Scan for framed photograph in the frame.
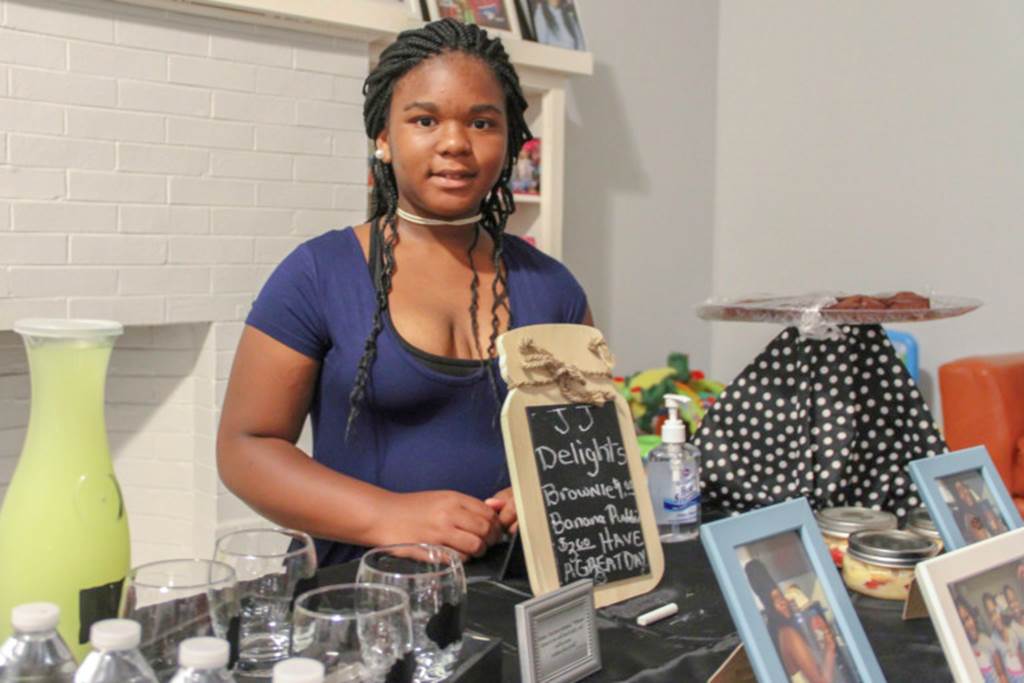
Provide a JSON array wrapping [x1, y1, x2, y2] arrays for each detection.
[[522, 0, 585, 51], [909, 446, 1023, 551], [407, 0, 425, 20], [515, 579, 600, 683], [916, 526, 1024, 683], [701, 498, 886, 683], [424, 0, 522, 41], [510, 138, 541, 195]]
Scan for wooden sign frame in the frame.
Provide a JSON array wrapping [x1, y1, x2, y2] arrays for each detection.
[[498, 324, 664, 608]]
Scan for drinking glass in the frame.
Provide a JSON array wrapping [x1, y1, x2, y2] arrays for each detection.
[[119, 559, 238, 682], [214, 527, 317, 677], [291, 584, 414, 683], [356, 545, 466, 683]]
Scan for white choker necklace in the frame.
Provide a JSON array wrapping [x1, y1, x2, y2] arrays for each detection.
[[396, 207, 481, 226]]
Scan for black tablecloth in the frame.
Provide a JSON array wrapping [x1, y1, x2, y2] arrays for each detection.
[[308, 535, 952, 682]]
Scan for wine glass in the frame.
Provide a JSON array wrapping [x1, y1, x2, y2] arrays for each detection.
[[119, 559, 238, 682], [214, 527, 317, 677], [291, 584, 414, 683], [356, 545, 466, 683]]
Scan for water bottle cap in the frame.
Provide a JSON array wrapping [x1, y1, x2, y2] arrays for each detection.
[[90, 619, 141, 651], [11, 602, 59, 633], [178, 637, 229, 669], [273, 657, 326, 683]]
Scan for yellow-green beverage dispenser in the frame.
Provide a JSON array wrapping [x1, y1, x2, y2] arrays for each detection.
[[0, 319, 130, 661]]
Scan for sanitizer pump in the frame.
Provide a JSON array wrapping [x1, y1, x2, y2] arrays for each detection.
[[644, 394, 702, 542]]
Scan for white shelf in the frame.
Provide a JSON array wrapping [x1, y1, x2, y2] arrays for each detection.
[[116, 0, 588, 260], [513, 194, 542, 204], [113, 0, 592, 77]]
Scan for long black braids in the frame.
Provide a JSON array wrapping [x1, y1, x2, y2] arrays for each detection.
[[346, 18, 533, 437]]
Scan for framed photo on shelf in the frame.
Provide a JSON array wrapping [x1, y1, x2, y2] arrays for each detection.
[[521, 0, 586, 51], [509, 138, 541, 196], [701, 498, 886, 683], [915, 526, 1024, 683], [908, 446, 1023, 552], [424, 0, 522, 41], [407, 0, 425, 20]]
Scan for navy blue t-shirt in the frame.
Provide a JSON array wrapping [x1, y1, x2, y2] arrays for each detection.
[[245, 227, 588, 566]]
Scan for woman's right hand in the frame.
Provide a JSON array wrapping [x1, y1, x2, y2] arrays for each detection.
[[381, 490, 504, 560]]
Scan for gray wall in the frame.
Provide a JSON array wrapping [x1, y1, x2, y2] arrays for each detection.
[[711, 1, 1024, 411], [562, 2, 719, 376]]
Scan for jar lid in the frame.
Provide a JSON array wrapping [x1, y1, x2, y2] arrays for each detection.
[[906, 507, 940, 539], [815, 506, 898, 538], [847, 530, 939, 568], [13, 318, 123, 339]]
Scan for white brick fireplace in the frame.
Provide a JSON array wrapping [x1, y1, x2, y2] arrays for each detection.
[[0, 0, 370, 563]]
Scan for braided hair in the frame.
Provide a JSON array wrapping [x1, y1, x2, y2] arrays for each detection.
[[347, 18, 533, 437]]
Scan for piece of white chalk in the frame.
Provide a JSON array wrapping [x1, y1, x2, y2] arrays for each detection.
[[636, 602, 679, 626]]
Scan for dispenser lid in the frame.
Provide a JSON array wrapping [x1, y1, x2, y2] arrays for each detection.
[[13, 318, 123, 339]]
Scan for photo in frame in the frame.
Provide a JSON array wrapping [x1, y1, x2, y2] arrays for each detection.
[[908, 446, 1023, 552], [701, 498, 886, 682], [520, 0, 585, 50], [424, 0, 522, 41], [915, 526, 1024, 683]]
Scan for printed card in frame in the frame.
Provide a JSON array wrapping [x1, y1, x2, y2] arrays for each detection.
[[908, 446, 1023, 551], [424, 0, 522, 41], [915, 526, 1024, 683], [497, 324, 664, 608], [700, 498, 886, 683], [515, 579, 600, 683]]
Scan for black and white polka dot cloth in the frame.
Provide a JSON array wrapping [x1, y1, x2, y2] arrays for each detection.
[[693, 324, 946, 519]]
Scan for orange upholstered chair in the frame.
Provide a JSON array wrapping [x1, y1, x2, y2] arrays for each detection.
[[939, 354, 1024, 516]]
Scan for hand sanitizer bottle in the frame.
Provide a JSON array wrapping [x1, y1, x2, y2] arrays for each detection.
[[645, 394, 701, 542]]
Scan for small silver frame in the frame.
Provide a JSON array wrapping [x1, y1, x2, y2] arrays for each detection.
[[515, 579, 601, 683]]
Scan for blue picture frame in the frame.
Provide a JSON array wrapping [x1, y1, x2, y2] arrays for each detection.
[[908, 446, 1023, 551], [700, 498, 886, 683]]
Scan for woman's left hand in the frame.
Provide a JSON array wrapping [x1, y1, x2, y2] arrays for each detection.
[[485, 487, 518, 536]]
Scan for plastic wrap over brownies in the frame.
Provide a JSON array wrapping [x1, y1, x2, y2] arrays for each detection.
[[693, 325, 947, 518]]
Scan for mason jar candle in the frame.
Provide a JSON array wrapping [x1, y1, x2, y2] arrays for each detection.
[[843, 530, 939, 601], [815, 507, 898, 568]]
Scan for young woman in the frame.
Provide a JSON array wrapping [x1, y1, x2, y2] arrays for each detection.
[[958, 596, 1004, 683], [987, 593, 1024, 683], [744, 559, 848, 683], [217, 18, 592, 567]]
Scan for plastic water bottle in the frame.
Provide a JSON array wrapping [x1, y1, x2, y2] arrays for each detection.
[[0, 602, 76, 682], [272, 658, 324, 683], [645, 394, 702, 542], [168, 638, 235, 683], [74, 619, 157, 683]]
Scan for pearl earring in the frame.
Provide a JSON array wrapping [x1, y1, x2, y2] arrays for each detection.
[[374, 149, 386, 161]]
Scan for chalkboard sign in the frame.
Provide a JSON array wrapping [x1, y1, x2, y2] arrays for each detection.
[[498, 324, 664, 608], [526, 402, 650, 586]]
